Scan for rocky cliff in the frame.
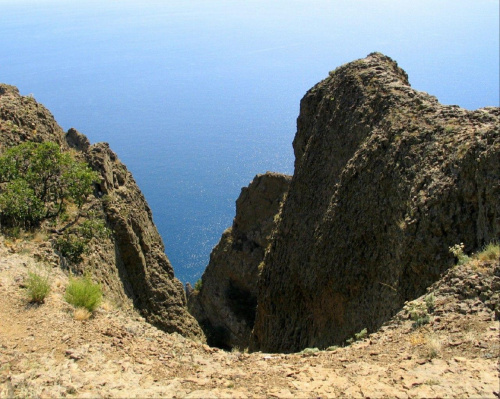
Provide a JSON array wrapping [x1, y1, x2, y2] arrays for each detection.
[[0, 84, 204, 340], [248, 53, 499, 352], [188, 172, 290, 348]]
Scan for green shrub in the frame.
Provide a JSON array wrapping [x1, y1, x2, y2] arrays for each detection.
[[299, 347, 320, 355], [77, 217, 110, 240], [26, 270, 50, 303], [55, 234, 87, 264], [0, 179, 46, 227], [65, 274, 102, 312], [194, 278, 203, 291], [0, 142, 99, 227]]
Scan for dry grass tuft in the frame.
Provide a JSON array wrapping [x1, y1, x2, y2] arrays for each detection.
[[425, 333, 442, 359], [101, 300, 115, 312], [32, 231, 48, 243], [74, 307, 91, 321], [476, 242, 500, 262], [409, 332, 425, 346]]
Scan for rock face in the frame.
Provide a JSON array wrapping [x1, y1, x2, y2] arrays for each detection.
[[188, 172, 290, 348], [0, 83, 204, 340], [250, 53, 500, 352]]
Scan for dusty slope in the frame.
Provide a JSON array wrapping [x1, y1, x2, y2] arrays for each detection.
[[1, 238, 498, 398]]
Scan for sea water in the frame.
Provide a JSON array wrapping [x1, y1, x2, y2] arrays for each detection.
[[1, 0, 498, 283]]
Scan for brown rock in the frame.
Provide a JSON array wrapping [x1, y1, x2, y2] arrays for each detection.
[[188, 172, 290, 349], [251, 53, 500, 352]]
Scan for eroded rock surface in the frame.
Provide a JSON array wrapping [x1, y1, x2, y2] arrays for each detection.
[[250, 53, 500, 352], [188, 172, 290, 349]]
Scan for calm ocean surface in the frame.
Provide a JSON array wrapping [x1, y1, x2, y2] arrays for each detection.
[[1, 1, 498, 284]]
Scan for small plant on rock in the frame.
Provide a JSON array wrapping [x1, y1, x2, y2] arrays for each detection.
[[194, 278, 203, 291], [408, 301, 430, 328], [449, 243, 470, 265], [424, 293, 435, 313], [65, 274, 102, 312], [346, 328, 368, 345]]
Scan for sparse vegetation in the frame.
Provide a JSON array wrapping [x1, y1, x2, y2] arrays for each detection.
[[25, 269, 50, 304], [449, 241, 499, 267], [424, 293, 435, 313], [77, 217, 110, 240], [425, 333, 442, 359], [346, 328, 368, 345], [65, 274, 102, 312], [408, 298, 433, 328], [299, 347, 320, 355], [449, 242, 470, 265], [194, 278, 203, 291], [476, 242, 500, 261], [54, 214, 111, 264], [407, 294, 435, 329]]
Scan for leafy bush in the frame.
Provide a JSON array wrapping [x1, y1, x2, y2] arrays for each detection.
[[77, 217, 110, 240], [55, 234, 87, 264], [0, 180, 45, 226], [65, 274, 102, 312], [194, 278, 203, 291], [26, 270, 50, 303], [0, 142, 99, 227]]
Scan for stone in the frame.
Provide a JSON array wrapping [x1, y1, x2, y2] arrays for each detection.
[[188, 172, 290, 349], [249, 53, 500, 352]]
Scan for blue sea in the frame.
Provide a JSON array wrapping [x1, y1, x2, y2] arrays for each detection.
[[1, 0, 498, 284]]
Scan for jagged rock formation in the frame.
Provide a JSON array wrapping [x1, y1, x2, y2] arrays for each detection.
[[0, 84, 204, 340], [188, 172, 290, 348], [249, 53, 500, 352]]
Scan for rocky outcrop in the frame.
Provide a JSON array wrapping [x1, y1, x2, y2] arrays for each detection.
[[0, 83, 204, 340], [0, 84, 67, 149], [250, 53, 500, 352], [188, 172, 290, 348]]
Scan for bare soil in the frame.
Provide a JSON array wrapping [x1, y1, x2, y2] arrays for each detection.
[[1, 238, 498, 398]]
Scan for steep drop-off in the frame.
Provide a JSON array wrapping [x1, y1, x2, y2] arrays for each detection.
[[249, 53, 499, 352], [188, 172, 290, 349], [0, 84, 204, 340]]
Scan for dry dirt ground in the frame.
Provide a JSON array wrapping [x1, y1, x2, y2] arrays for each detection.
[[0, 237, 498, 398]]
